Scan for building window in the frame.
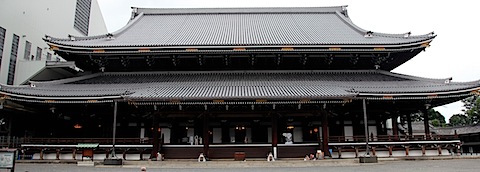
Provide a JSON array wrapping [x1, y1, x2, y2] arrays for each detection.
[[24, 41, 31, 60], [74, 0, 92, 36], [36, 47, 42, 60], [46, 52, 52, 61], [0, 26, 5, 69], [7, 34, 19, 85]]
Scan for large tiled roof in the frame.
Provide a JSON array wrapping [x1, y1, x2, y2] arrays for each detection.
[[1, 70, 478, 102], [46, 6, 433, 48], [433, 125, 480, 135]]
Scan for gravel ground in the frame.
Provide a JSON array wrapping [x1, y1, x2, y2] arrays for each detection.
[[14, 159, 480, 172]]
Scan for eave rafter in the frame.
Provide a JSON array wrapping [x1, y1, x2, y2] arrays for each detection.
[[359, 87, 480, 101], [45, 38, 433, 55]]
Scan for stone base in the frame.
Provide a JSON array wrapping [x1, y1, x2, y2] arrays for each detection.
[[359, 156, 378, 163], [103, 158, 123, 165], [77, 161, 95, 166]]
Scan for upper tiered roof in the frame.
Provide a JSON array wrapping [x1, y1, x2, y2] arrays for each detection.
[[47, 6, 433, 48], [44, 6, 436, 71]]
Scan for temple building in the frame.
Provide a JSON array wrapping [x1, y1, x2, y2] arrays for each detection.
[[1, 6, 480, 160]]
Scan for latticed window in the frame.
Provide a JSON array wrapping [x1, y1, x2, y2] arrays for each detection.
[[46, 52, 52, 61], [0, 26, 6, 69], [36, 47, 42, 60], [8, 34, 19, 85], [74, 0, 92, 36], [24, 41, 31, 60]]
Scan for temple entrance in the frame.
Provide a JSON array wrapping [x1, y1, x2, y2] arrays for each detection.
[[234, 126, 247, 143]]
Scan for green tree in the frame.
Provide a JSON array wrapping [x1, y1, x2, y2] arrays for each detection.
[[409, 109, 446, 127], [462, 95, 480, 124], [449, 114, 470, 126], [428, 109, 446, 127]]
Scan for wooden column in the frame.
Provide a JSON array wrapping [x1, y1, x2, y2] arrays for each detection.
[[405, 146, 410, 156], [375, 118, 383, 138], [421, 145, 426, 156], [56, 148, 60, 160], [72, 148, 77, 160], [150, 112, 160, 159], [110, 101, 119, 158], [170, 121, 177, 144], [388, 146, 393, 157], [422, 107, 431, 140], [203, 113, 210, 157], [271, 113, 278, 158], [406, 113, 413, 138], [392, 115, 399, 140], [40, 149, 44, 160], [321, 111, 329, 157]]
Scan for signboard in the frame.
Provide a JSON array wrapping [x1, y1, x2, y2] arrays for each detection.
[[0, 149, 16, 171], [0, 152, 14, 168]]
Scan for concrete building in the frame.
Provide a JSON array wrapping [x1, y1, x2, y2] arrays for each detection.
[[0, 0, 107, 85]]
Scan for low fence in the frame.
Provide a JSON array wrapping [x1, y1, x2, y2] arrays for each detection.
[[0, 136, 23, 148]]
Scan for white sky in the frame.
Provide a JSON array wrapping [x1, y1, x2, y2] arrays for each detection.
[[96, 0, 480, 121]]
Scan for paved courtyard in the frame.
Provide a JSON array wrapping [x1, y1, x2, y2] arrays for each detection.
[[14, 159, 480, 172]]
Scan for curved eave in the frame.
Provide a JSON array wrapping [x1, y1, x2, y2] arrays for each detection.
[[45, 38, 433, 55], [123, 94, 357, 102], [358, 87, 480, 100], [128, 100, 349, 106], [0, 91, 122, 103]]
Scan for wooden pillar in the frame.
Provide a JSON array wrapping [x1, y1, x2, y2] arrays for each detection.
[[388, 146, 393, 157], [375, 118, 383, 139], [40, 149, 44, 160], [111, 101, 119, 158], [338, 147, 342, 159], [122, 149, 128, 160], [405, 146, 410, 156], [139, 149, 144, 160], [105, 148, 110, 159], [72, 148, 77, 160], [339, 118, 345, 141], [56, 148, 60, 160], [271, 113, 278, 158], [438, 145, 442, 155], [203, 114, 210, 157], [422, 107, 431, 140], [392, 115, 399, 140], [354, 146, 359, 158], [170, 121, 177, 144], [321, 111, 330, 157], [421, 145, 426, 156], [406, 113, 413, 138], [150, 112, 160, 159]]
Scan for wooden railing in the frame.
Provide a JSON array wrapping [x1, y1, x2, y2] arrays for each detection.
[[328, 134, 458, 143], [22, 137, 153, 145], [15, 134, 459, 147]]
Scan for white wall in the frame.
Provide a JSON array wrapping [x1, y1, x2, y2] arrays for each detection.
[[0, 0, 107, 85], [212, 128, 222, 143]]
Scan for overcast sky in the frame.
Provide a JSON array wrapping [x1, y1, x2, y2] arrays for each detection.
[[96, 0, 480, 121]]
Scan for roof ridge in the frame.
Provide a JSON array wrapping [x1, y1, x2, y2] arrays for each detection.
[[102, 70, 378, 76], [134, 6, 347, 15], [45, 13, 145, 43], [335, 10, 435, 40], [379, 71, 454, 83], [29, 73, 102, 86]]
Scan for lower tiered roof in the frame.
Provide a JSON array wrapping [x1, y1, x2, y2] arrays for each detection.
[[1, 70, 478, 105]]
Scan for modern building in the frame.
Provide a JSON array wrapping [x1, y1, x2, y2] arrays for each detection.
[[0, 0, 107, 85], [1, 6, 480, 160]]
